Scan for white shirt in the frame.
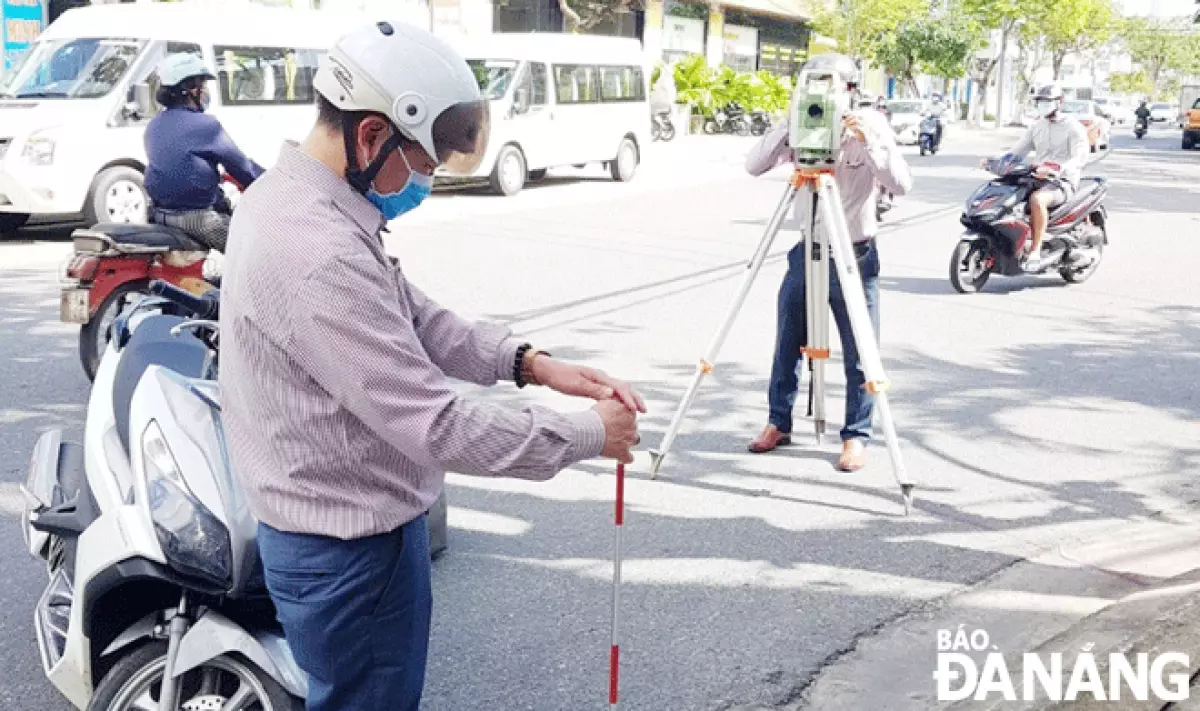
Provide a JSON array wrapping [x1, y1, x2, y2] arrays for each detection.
[[1009, 114, 1090, 190]]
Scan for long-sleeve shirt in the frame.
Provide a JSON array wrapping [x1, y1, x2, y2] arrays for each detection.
[[745, 108, 912, 244], [1009, 115, 1089, 191], [144, 107, 264, 211], [219, 142, 607, 539]]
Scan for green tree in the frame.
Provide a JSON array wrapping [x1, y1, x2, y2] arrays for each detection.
[[1031, 0, 1116, 79], [809, 0, 928, 63], [960, 0, 1043, 125], [556, 0, 642, 33], [874, 16, 980, 96], [1108, 70, 1153, 96], [1119, 17, 1191, 94]]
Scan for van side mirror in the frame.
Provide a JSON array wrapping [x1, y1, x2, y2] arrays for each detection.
[[125, 83, 153, 120], [514, 87, 531, 114]]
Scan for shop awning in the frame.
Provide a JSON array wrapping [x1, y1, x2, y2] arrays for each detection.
[[718, 0, 811, 21]]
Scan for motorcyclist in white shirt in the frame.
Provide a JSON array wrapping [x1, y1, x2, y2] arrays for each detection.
[[928, 92, 947, 147], [1001, 83, 1089, 272]]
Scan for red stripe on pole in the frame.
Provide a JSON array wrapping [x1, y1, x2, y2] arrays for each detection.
[[609, 644, 620, 704], [615, 463, 625, 526]]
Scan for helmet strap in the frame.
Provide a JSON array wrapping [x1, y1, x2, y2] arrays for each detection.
[[343, 118, 405, 194]]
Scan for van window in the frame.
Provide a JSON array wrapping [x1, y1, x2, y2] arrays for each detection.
[[0, 37, 145, 99], [599, 65, 645, 102], [215, 46, 322, 105], [468, 59, 519, 100], [554, 65, 597, 104], [529, 62, 548, 105]]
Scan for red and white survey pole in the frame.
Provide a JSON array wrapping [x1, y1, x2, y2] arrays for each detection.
[[609, 461, 626, 706]]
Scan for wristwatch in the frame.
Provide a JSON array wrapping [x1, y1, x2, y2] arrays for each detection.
[[514, 344, 551, 388]]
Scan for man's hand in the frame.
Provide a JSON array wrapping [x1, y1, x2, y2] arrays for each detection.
[[594, 399, 638, 464], [1035, 164, 1059, 180], [531, 357, 647, 413], [843, 113, 867, 143]]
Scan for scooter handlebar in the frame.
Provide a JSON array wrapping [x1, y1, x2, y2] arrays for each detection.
[[149, 280, 219, 320]]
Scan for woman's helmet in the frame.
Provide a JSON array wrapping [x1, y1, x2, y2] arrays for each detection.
[[158, 53, 215, 90], [313, 20, 489, 190]]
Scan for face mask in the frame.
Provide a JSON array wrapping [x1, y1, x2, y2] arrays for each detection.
[[1036, 100, 1058, 118], [366, 149, 434, 220]]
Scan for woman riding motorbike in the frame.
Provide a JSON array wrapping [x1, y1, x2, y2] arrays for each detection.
[[144, 53, 264, 252]]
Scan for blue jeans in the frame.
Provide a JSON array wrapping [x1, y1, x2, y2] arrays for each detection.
[[257, 515, 432, 711], [768, 239, 881, 442]]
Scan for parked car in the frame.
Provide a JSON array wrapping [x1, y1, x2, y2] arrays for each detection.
[[1059, 99, 1111, 151], [1094, 97, 1133, 126], [886, 99, 929, 145], [1182, 97, 1200, 149], [1150, 102, 1175, 123]]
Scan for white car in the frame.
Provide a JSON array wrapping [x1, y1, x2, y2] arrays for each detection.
[[886, 99, 929, 145], [1150, 102, 1175, 123], [1059, 99, 1111, 151], [1094, 98, 1133, 126]]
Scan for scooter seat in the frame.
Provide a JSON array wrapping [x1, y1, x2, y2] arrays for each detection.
[[113, 314, 210, 456], [91, 222, 206, 251], [1049, 178, 1105, 223]]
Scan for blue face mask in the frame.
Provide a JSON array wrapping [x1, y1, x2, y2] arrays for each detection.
[[366, 150, 434, 221]]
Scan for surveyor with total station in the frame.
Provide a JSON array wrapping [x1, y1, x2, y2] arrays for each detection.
[[744, 53, 912, 471]]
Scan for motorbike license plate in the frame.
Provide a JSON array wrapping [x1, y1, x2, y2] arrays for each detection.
[[59, 288, 90, 324]]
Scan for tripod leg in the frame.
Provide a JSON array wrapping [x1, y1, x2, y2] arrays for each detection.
[[816, 177, 915, 514], [650, 182, 798, 476], [803, 187, 829, 445]]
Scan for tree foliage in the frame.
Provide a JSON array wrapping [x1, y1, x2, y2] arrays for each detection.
[[557, 0, 641, 33], [808, 0, 927, 63], [667, 54, 793, 117], [1032, 0, 1116, 78], [874, 15, 980, 96], [1117, 17, 1200, 95]]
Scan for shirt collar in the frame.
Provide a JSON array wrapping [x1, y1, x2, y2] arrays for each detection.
[[273, 141, 387, 239]]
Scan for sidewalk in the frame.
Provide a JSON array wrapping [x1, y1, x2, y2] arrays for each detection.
[[723, 511, 1200, 710]]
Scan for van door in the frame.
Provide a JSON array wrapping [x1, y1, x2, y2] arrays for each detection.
[[513, 61, 555, 170]]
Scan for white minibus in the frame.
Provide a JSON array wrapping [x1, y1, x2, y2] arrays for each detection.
[[0, 3, 423, 233], [442, 32, 651, 196]]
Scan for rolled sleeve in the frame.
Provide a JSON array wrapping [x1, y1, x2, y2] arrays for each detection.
[[564, 409, 607, 461], [286, 253, 598, 480]]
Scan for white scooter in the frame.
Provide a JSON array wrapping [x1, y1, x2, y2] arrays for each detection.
[[22, 281, 305, 710]]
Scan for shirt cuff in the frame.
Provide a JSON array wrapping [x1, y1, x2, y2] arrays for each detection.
[[492, 335, 524, 383], [564, 409, 607, 462]]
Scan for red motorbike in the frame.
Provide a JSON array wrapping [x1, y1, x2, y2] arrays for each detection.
[[951, 154, 1109, 293], [60, 175, 242, 380]]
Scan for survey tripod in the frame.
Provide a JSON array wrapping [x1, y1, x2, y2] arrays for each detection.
[[648, 166, 916, 515]]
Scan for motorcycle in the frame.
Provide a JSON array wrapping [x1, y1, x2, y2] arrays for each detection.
[[651, 110, 676, 142], [23, 280, 305, 711], [24, 278, 451, 711], [951, 154, 1109, 293], [1134, 117, 1148, 139], [61, 175, 242, 382], [703, 103, 750, 136], [919, 114, 941, 156], [749, 110, 772, 136]]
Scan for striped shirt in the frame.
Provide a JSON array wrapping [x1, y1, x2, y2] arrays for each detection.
[[218, 142, 607, 540]]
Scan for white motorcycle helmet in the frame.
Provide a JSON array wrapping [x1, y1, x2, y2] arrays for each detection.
[[1032, 83, 1064, 119], [312, 20, 489, 191]]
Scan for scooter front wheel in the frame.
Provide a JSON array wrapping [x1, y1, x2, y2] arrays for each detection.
[[88, 640, 301, 711], [950, 240, 991, 293]]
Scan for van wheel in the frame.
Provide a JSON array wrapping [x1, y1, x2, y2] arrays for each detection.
[[610, 138, 638, 182], [489, 146, 526, 196], [87, 167, 148, 225]]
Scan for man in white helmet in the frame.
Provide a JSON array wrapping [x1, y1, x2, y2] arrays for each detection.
[[218, 21, 643, 710], [1001, 83, 1088, 271]]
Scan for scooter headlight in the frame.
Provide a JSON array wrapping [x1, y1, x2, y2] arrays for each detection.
[[141, 421, 232, 588]]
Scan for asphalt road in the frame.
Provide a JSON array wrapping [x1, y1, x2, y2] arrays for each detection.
[[1, 123, 1198, 711]]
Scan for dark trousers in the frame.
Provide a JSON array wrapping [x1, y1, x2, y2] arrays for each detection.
[[258, 515, 432, 711], [768, 239, 881, 441]]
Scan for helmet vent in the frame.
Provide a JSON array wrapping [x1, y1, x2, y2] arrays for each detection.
[[378, 22, 394, 36]]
